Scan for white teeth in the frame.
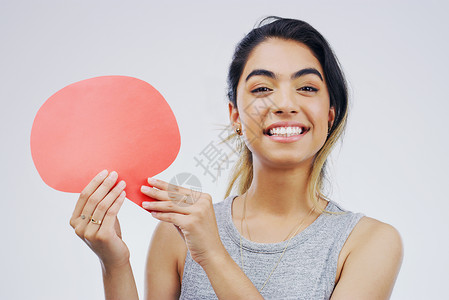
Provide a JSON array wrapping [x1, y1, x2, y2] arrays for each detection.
[[268, 126, 304, 136]]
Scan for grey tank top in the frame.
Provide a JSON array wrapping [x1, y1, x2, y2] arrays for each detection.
[[179, 195, 365, 300]]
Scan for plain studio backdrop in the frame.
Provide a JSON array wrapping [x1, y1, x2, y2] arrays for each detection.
[[1, 1, 448, 299]]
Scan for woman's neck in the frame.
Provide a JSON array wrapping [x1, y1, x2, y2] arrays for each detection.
[[244, 157, 320, 219]]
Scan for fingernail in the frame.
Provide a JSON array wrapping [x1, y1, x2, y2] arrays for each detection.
[[110, 171, 118, 179], [141, 185, 150, 192], [142, 201, 152, 208], [117, 180, 126, 188], [99, 169, 108, 177]]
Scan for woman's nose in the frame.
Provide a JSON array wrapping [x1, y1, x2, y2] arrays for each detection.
[[270, 89, 299, 115]]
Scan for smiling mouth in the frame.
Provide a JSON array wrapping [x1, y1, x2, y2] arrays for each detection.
[[263, 126, 309, 137]]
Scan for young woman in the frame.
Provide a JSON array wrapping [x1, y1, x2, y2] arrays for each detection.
[[70, 17, 403, 299]]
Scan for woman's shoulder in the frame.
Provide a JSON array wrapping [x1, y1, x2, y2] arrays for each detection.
[[212, 194, 234, 218], [337, 214, 403, 279], [349, 216, 402, 248], [213, 194, 233, 209], [334, 215, 404, 295], [336, 203, 402, 258]]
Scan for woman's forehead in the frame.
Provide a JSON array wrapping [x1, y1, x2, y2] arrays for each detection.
[[242, 38, 323, 78]]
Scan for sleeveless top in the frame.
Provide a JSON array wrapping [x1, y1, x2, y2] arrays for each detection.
[[179, 195, 365, 300]]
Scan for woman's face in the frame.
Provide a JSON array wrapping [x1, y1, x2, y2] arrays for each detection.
[[229, 38, 335, 169]]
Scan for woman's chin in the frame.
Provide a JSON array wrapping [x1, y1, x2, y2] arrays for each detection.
[[256, 152, 314, 169]]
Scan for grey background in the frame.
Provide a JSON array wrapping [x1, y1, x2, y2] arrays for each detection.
[[1, 0, 448, 299]]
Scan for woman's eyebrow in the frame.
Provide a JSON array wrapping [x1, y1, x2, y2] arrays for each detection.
[[245, 69, 276, 82], [291, 68, 323, 81], [245, 68, 323, 82]]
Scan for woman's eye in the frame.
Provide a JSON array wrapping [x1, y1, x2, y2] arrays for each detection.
[[251, 87, 272, 94], [298, 86, 318, 93]]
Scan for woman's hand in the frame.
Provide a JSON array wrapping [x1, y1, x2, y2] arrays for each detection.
[[69, 170, 129, 268], [141, 177, 225, 267]]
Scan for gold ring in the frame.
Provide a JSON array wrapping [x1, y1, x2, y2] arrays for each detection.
[[90, 217, 102, 225]]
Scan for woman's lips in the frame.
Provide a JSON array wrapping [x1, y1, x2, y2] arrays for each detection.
[[263, 130, 308, 143]]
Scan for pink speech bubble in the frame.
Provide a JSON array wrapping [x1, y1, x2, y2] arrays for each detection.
[[30, 75, 181, 209]]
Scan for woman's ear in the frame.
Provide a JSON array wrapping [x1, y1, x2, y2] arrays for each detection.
[[328, 106, 336, 129], [229, 102, 240, 125]]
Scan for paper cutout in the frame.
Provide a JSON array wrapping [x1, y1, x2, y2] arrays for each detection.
[[30, 75, 181, 208]]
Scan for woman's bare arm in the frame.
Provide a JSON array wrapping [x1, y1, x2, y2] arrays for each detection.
[[330, 217, 404, 299], [101, 260, 139, 300], [144, 221, 185, 299]]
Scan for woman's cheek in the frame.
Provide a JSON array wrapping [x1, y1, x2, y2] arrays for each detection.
[[240, 116, 261, 146]]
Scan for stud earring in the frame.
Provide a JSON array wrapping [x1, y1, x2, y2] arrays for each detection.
[[234, 123, 242, 135], [235, 127, 242, 135]]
